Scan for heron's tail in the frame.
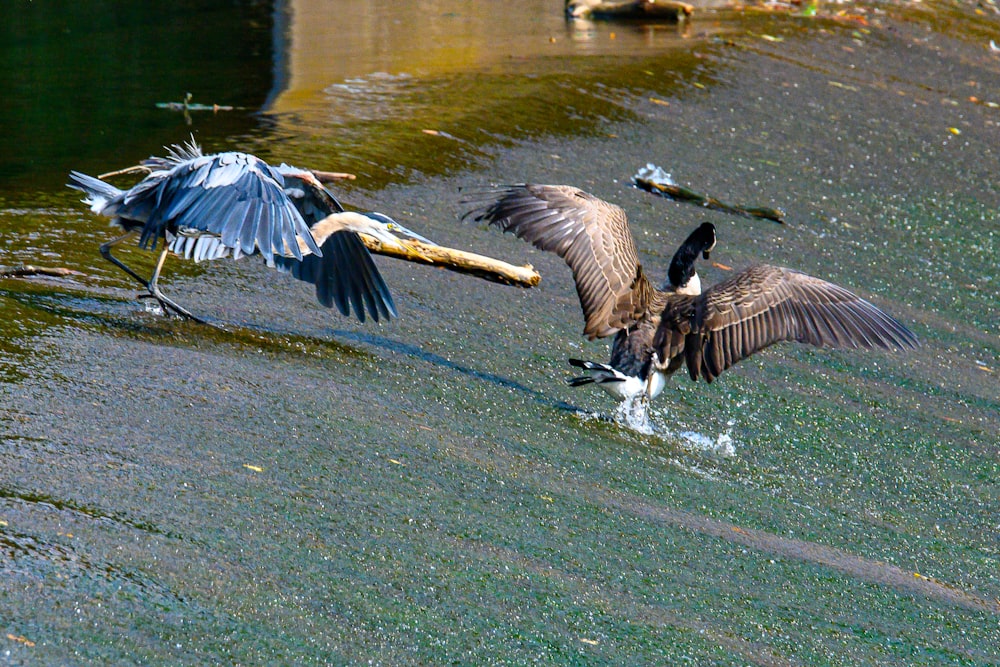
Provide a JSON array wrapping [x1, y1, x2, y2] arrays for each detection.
[[67, 171, 124, 215], [273, 230, 397, 323]]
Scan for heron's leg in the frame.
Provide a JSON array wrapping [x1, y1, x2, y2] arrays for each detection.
[[145, 247, 209, 324], [99, 232, 149, 287]]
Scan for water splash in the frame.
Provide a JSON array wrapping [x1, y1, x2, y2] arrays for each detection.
[[613, 396, 654, 434], [677, 425, 736, 457], [576, 400, 738, 457]]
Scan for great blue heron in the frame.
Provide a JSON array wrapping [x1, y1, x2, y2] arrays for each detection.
[[69, 139, 424, 324], [466, 184, 918, 408]]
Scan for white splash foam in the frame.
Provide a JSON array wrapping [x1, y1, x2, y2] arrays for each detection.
[[613, 397, 654, 434], [677, 429, 736, 457], [576, 401, 738, 457]]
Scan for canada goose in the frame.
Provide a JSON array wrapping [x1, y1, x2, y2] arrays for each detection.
[[68, 139, 415, 324], [466, 184, 918, 406]]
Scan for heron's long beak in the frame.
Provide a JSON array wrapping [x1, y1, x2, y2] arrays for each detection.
[[384, 221, 435, 245], [305, 211, 436, 261]]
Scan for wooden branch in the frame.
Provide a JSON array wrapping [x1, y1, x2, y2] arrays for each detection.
[[310, 169, 357, 183], [360, 237, 540, 288], [1, 265, 85, 279], [98, 165, 152, 180]]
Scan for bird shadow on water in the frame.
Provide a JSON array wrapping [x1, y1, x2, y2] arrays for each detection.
[[8, 284, 736, 455], [328, 328, 582, 413], [330, 328, 738, 456]]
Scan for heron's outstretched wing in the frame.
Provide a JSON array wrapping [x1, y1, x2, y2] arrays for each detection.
[[134, 152, 322, 263], [466, 184, 653, 339], [273, 230, 397, 323], [654, 265, 919, 383], [275, 164, 346, 223]]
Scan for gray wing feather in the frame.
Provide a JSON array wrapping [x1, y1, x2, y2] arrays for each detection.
[[272, 230, 396, 323], [135, 152, 322, 261]]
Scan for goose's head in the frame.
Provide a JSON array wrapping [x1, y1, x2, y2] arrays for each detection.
[[665, 222, 716, 296]]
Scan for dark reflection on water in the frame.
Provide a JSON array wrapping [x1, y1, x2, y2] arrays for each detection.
[[0, 1, 275, 197], [0, 0, 711, 201]]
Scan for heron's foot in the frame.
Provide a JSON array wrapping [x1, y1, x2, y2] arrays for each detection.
[[137, 292, 212, 326]]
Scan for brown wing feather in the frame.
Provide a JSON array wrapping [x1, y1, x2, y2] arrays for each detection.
[[466, 184, 653, 339], [654, 265, 919, 383]]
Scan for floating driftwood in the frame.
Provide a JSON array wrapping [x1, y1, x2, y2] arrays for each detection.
[[154, 93, 242, 125], [567, 0, 694, 20], [361, 237, 540, 288], [98, 164, 151, 180], [1, 265, 84, 279], [155, 92, 236, 113], [633, 164, 786, 224], [310, 169, 357, 182]]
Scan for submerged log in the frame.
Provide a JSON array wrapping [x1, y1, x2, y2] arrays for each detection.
[[361, 237, 540, 288], [633, 164, 786, 224], [567, 0, 694, 20], [0, 265, 84, 279]]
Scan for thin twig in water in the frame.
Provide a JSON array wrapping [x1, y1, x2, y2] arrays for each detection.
[[0, 265, 85, 279]]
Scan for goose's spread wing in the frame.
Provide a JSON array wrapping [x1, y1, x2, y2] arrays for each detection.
[[134, 152, 322, 263], [467, 184, 653, 339], [655, 265, 919, 382]]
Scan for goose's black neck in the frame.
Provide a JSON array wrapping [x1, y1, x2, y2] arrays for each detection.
[[667, 222, 716, 289]]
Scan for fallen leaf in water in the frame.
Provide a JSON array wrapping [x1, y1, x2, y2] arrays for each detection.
[[243, 464, 264, 472], [829, 81, 860, 92], [6, 634, 35, 647], [712, 262, 733, 271]]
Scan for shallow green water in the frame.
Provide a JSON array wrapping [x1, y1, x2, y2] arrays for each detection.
[[1, 1, 998, 664]]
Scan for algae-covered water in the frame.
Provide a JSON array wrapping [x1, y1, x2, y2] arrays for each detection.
[[1, 1, 997, 664]]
